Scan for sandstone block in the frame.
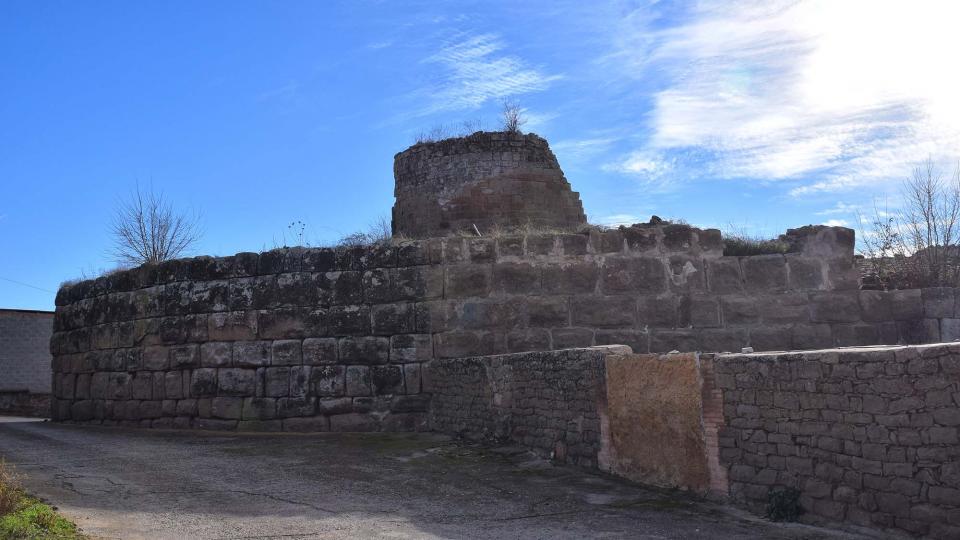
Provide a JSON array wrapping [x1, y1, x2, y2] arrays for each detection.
[[233, 340, 271, 367], [339, 336, 389, 365], [542, 262, 599, 294], [810, 292, 861, 323], [302, 338, 338, 365], [271, 339, 302, 366], [601, 257, 666, 294], [571, 296, 635, 328], [445, 265, 491, 298], [742, 255, 787, 291], [200, 342, 232, 368]]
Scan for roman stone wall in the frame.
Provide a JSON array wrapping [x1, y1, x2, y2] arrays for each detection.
[[392, 132, 587, 237], [49, 224, 956, 432], [0, 309, 54, 416], [714, 344, 960, 539]]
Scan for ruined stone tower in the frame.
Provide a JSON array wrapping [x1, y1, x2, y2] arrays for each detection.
[[392, 131, 587, 238]]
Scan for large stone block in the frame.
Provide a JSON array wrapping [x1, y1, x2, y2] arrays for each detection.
[[271, 340, 302, 366], [890, 289, 923, 321], [370, 365, 404, 395], [492, 263, 540, 294], [445, 265, 491, 298], [310, 365, 345, 397], [371, 302, 427, 335], [637, 295, 678, 328], [264, 367, 291, 397], [345, 366, 372, 396], [302, 338, 338, 365], [859, 291, 892, 322], [277, 397, 316, 418], [433, 331, 498, 359], [218, 368, 257, 396], [525, 297, 569, 327], [389, 334, 433, 363], [289, 365, 310, 397], [233, 340, 272, 367], [601, 258, 666, 294], [679, 295, 720, 328], [786, 255, 824, 290], [595, 330, 648, 353], [326, 305, 371, 336], [721, 296, 759, 325], [742, 255, 787, 291], [810, 292, 861, 323], [211, 397, 243, 420], [649, 330, 698, 353], [542, 262, 600, 294], [459, 300, 523, 330], [257, 307, 325, 339], [169, 344, 199, 369], [190, 368, 218, 397], [922, 287, 955, 318], [339, 337, 389, 365], [571, 296, 635, 328], [757, 293, 811, 324], [200, 342, 232, 368], [552, 328, 594, 349], [242, 397, 276, 420], [505, 329, 551, 352]]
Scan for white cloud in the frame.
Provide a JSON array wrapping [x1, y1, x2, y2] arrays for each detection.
[[822, 219, 849, 227], [418, 33, 562, 115], [596, 213, 642, 227], [552, 137, 617, 161], [610, 0, 960, 194], [603, 150, 672, 177], [816, 202, 861, 215]]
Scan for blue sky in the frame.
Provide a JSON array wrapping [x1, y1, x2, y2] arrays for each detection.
[[2, 0, 958, 310]]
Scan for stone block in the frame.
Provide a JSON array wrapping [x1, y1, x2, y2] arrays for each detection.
[[339, 336, 389, 365], [389, 334, 433, 363], [742, 255, 787, 291], [276, 397, 315, 418], [667, 255, 705, 291], [264, 367, 291, 397], [595, 229, 624, 253], [326, 305, 370, 335], [371, 302, 426, 335], [551, 328, 594, 349], [492, 262, 540, 294], [621, 227, 657, 252], [571, 296, 635, 328], [748, 325, 792, 352], [793, 324, 833, 350], [218, 368, 257, 396], [345, 366, 372, 396], [175, 399, 197, 416], [163, 372, 184, 399], [433, 331, 497, 359], [524, 297, 568, 327], [721, 296, 759, 325], [525, 235, 558, 256], [833, 324, 880, 347], [258, 307, 324, 339], [233, 340, 271, 367], [785, 255, 824, 290], [190, 368, 218, 397], [601, 257, 666, 294], [306, 365, 342, 397], [505, 329, 551, 352], [857, 290, 891, 322], [637, 295, 678, 328], [459, 300, 523, 330], [890, 289, 923, 321], [271, 340, 302, 366], [302, 338, 337, 365], [445, 265, 491, 298], [370, 365, 404, 395], [923, 287, 955, 318], [169, 344, 199, 369], [679, 295, 720, 327], [200, 342, 232, 368], [242, 397, 276, 420], [318, 271, 364, 305], [898, 319, 939, 344], [158, 314, 208, 344], [316, 397, 353, 415], [758, 293, 811, 324], [542, 262, 599, 294], [211, 397, 243, 419], [810, 292, 861, 323], [289, 365, 310, 397], [941, 318, 960, 341], [403, 364, 421, 394]]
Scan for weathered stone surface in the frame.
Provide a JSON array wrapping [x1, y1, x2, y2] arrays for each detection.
[[302, 338, 337, 365], [233, 341, 271, 367], [338, 337, 389, 365], [271, 340, 302, 366], [601, 258, 666, 294], [345, 366, 371, 396], [218, 368, 257, 396], [742, 255, 787, 291], [571, 296, 635, 328]]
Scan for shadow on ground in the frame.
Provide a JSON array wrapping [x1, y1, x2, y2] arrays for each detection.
[[0, 419, 865, 540]]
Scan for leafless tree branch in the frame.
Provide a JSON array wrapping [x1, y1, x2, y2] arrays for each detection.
[[110, 186, 202, 266]]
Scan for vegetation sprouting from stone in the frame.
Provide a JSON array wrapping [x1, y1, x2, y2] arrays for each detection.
[[721, 225, 790, 256], [110, 185, 201, 267], [337, 216, 393, 247]]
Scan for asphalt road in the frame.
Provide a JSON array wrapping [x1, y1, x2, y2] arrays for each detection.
[[0, 417, 866, 540]]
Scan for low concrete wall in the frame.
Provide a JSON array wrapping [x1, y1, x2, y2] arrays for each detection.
[[0, 309, 54, 416]]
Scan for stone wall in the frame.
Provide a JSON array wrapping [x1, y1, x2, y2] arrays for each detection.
[[392, 132, 587, 237], [426, 346, 615, 468], [0, 309, 54, 416], [714, 344, 960, 538], [49, 223, 957, 431], [429, 344, 960, 538]]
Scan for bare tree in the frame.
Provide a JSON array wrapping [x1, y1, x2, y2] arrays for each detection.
[[110, 186, 201, 266], [501, 98, 526, 133], [859, 159, 960, 288]]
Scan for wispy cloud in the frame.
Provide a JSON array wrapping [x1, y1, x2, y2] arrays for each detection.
[[822, 219, 849, 227], [604, 0, 960, 195], [416, 33, 562, 115], [595, 213, 642, 227]]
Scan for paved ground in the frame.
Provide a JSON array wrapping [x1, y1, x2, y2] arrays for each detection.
[[0, 418, 866, 540]]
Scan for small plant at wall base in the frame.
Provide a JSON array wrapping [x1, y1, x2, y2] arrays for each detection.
[[0, 460, 85, 539], [110, 185, 202, 267]]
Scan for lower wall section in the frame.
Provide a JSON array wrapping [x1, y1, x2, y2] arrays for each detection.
[[714, 344, 960, 539], [426, 346, 724, 492], [0, 391, 51, 417], [427, 343, 960, 539]]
